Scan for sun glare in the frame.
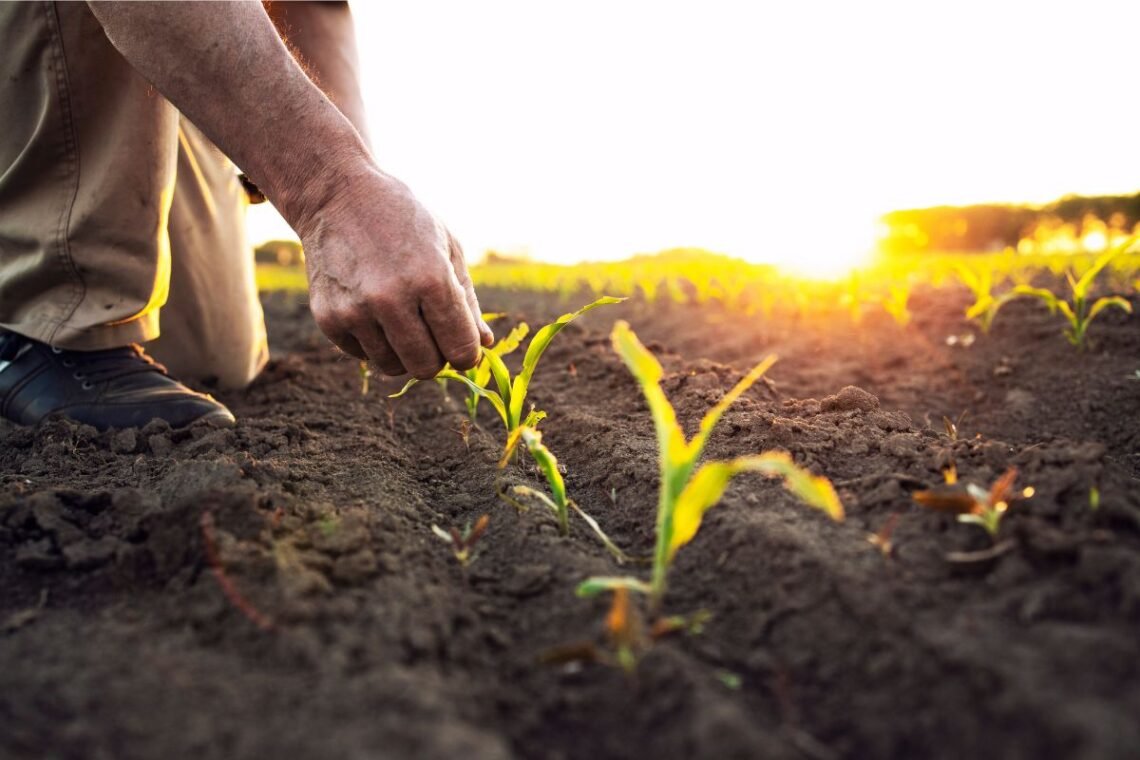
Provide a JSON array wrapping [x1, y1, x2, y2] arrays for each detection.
[[246, 2, 1140, 273], [734, 209, 882, 281]]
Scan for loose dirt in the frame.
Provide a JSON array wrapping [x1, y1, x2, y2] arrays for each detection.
[[2, 283, 1138, 759]]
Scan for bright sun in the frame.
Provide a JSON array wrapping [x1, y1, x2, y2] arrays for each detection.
[[733, 208, 883, 281]]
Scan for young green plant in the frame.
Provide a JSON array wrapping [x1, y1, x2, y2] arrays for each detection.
[[498, 426, 628, 563], [431, 514, 490, 567], [881, 283, 912, 327], [462, 321, 529, 420], [576, 321, 844, 612], [913, 465, 1034, 539], [391, 297, 623, 449], [1013, 239, 1135, 349], [957, 265, 1019, 334]]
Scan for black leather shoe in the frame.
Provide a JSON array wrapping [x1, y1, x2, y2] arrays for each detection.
[[0, 330, 235, 430]]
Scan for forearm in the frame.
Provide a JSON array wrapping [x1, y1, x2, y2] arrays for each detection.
[[86, 0, 373, 235], [265, 1, 370, 148]]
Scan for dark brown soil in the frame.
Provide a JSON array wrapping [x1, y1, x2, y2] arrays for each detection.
[[2, 283, 1139, 759]]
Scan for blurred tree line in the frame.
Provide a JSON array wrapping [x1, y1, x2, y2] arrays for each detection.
[[880, 193, 1140, 254]]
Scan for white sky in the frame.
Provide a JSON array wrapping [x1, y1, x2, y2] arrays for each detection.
[[249, 0, 1140, 266]]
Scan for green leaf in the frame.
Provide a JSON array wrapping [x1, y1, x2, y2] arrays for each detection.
[[522, 407, 547, 428], [1056, 299, 1076, 325], [520, 428, 567, 508], [749, 451, 845, 521], [503, 484, 560, 515], [568, 500, 630, 564], [576, 576, 652, 597], [964, 294, 993, 321], [499, 426, 526, 468], [956, 266, 981, 293], [435, 370, 509, 428], [1013, 285, 1060, 313], [508, 296, 624, 427], [668, 452, 842, 562], [668, 461, 751, 561], [1074, 237, 1134, 297], [469, 323, 529, 416], [491, 322, 530, 357], [691, 354, 777, 461], [1087, 295, 1132, 322], [483, 348, 514, 407], [611, 320, 689, 473], [388, 376, 421, 399]]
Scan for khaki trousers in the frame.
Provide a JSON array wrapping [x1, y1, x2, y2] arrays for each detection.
[[0, 2, 268, 389]]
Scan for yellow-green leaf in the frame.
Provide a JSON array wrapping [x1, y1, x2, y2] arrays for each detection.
[[388, 376, 420, 399], [750, 451, 845, 521], [521, 427, 566, 508], [491, 322, 530, 357], [692, 354, 777, 459], [1087, 295, 1132, 322], [1013, 285, 1060, 313], [499, 427, 526, 469], [483, 348, 514, 406], [509, 297, 623, 426], [576, 576, 653, 597], [434, 370, 509, 428], [1074, 237, 1135, 297], [611, 320, 689, 471], [668, 453, 843, 562], [964, 295, 993, 321], [668, 461, 747, 561]]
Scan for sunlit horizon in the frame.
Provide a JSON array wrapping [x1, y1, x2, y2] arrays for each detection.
[[247, 0, 1140, 270]]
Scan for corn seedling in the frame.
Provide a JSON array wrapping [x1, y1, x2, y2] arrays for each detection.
[[391, 297, 623, 449], [463, 321, 529, 420], [577, 321, 844, 612], [913, 466, 1034, 539], [867, 512, 900, 557], [941, 410, 968, 441], [1013, 238, 1135, 349], [957, 265, 1019, 333], [498, 426, 629, 562], [452, 419, 472, 452], [431, 514, 490, 567], [540, 588, 709, 673], [881, 284, 912, 327]]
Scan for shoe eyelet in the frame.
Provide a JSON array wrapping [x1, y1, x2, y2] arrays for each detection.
[[51, 346, 63, 354], [61, 360, 75, 368], [73, 372, 84, 380], [81, 381, 94, 390]]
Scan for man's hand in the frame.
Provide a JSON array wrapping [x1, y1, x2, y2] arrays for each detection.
[[83, 2, 493, 378], [303, 168, 493, 378]]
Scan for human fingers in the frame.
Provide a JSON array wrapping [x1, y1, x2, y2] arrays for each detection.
[[447, 230, 494, 347], [383, 308, 449, 380], [352, 322, 406, 377], [311, 309, 368, 360], [418, 268, 483, 371]]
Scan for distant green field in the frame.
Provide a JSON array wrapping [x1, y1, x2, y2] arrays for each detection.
[[257, 247, 1140, 317], [256, 263, 308, 292]]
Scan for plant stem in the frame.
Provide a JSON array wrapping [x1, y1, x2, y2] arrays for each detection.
[[649, 488, 671, 613]]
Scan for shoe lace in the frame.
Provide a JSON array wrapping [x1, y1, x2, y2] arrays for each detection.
[[53, 344, 169, 387]]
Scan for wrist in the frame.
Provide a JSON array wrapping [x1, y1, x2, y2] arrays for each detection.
[[266, 131, 375, 240]]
